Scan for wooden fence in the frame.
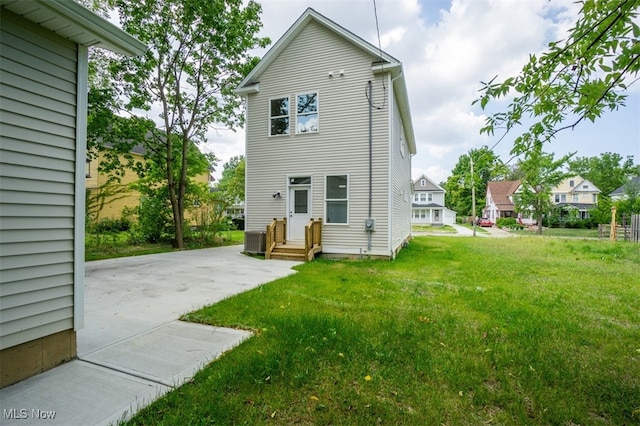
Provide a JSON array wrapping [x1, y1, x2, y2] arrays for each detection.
[[631, 214, 640, 243], [598, 214, 640, 242]]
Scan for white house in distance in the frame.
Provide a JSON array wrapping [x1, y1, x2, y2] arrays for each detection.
[[610, 176, 640, 201], [237, 8, 416, 259], [0, 0, 145, 387], [411, 174, 456, 226], [483, 180, 536, 225]]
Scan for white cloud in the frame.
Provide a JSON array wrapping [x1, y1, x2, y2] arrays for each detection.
[[198, 0, 638, 182]]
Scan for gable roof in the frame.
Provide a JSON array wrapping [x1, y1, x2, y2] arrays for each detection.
[[413, 174, 444, 192], [610, 176, 640, 196], [236, 7, 415, 154], [487, 180, 521, 210], [553, 176, 601, 194], [0, 0, 146, 56]]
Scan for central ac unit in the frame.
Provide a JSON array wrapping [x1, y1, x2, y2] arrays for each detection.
[[244, 231, 266, 254]]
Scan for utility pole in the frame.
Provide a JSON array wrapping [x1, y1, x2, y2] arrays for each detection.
[[470, 154, 476, 237]]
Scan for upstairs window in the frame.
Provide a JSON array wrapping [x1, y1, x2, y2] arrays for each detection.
[[573, 194, 579, 202], [569, 180, 574, 187], [420, 179, 426, 187], [270, 97, 289, 135], [296, 93, 318, 133]]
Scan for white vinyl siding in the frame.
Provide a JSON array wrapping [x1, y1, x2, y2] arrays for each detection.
[[0, 11, 78, 350], [389, 91, 412, 255], [244, 20, 392, 255]]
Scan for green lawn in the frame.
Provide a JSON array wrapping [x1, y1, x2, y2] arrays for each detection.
[[85, 230, 244, 261], [411, 224, 456, 233], [509, 227, 600, 238], [127, 237, 640, 425]]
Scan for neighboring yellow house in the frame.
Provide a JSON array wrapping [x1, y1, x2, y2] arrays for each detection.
[[550, 175, 601, 219], [85, 144, 212, 222]]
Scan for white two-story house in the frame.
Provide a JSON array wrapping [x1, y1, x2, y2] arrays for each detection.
[[237, 8, 416, 259], [411, 175, 456, 226]]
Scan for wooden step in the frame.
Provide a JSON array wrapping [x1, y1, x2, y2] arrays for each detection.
[[268, 243, 322, 261]]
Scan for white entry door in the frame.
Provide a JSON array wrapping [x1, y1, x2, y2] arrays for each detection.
[[288, 184, 311, 241]]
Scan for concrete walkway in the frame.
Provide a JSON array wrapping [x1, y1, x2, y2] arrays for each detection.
[[414, 224, 517, 238], [0, 246, 301, 426]]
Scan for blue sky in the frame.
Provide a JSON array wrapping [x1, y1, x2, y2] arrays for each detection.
[[203, 0, 639, 183]]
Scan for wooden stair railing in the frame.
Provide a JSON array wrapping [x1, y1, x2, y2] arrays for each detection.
[[265, 217, 286, 259], [304, 218, 323, 261]]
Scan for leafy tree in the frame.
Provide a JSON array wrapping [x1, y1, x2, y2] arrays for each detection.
[[132, 138, 217, 242], [109, 0, 269, 248], [513, 146, 573, 234], [475, 0, 640, 156], [444, 147, 507, 216], [217, 155, 245, 204], [568, 152, 640, 196]]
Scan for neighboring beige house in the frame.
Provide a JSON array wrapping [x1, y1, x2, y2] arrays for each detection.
[[85, 144, 212, 222], [551, 176, 600, 219], [85, 145, 146, 221], [412, 175, 456, 226], [0, 0, 145, 387], [483, 180, 536, 224], [237, 8, 416, 258]]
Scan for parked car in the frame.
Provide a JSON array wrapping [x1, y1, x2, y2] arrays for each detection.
[[477, 218, 493, 227]]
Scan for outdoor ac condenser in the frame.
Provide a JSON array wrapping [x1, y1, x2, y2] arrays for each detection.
[[244, 231, 266, 254]]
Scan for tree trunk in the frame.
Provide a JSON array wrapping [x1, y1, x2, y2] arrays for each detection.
[[537, 213, 543, 235]]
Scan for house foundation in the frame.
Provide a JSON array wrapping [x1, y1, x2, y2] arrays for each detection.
[[1, 330, 76, 388]]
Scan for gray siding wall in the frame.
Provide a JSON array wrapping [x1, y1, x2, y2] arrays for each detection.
[[389, 92, 412, 255], [245, 21, 394, 256], [0, 11, 78, 350]]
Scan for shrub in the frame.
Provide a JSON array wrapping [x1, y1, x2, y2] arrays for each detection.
[[137, 195, 173, 243], [91, 217, 131, 233], [496, 217, 516, 228]]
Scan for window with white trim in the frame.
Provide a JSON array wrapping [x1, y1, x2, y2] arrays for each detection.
[[296, 92, 318, 133], [270, 97, 289, 135], [326, 175, 348, 223], [573, 194, 579, 202]]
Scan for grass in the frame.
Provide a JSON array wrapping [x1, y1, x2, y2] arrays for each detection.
[[509, 227, 600, 238], [85, 230, 244, 261], [126, 237, 640, 425], [411, 224, 456, 233]]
